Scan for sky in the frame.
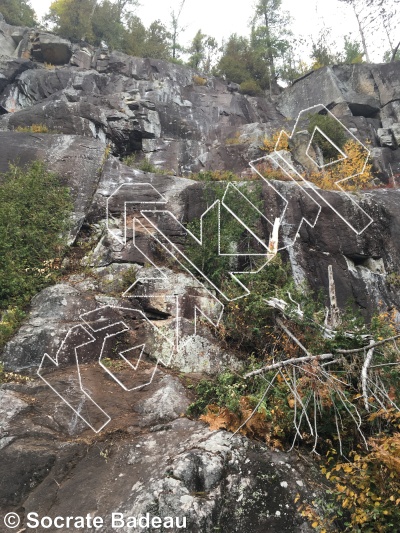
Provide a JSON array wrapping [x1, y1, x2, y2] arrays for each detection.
[[29, 0, 387, 63]]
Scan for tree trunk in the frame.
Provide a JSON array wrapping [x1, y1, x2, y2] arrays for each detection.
[[353, 6, 370, 62], [391, 41, 400, 62], [262, 7, 279, 96]]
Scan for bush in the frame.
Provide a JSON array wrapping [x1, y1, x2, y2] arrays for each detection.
[[193, 75, 207, 86], [0, 161, 72, 310], [322, 411, 400, 532], [15, 124, 50, 133], [184, 182, 263, 297], [307, 113, 347, 161], [239, 79, 263, 96], [191, 170, 241, 182], [307, 139, 374, 190]]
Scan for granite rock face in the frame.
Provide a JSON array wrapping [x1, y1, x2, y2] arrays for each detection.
[[3, 16, 400, 532]]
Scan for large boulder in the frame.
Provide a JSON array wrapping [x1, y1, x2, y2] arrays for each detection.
[[278, 65, 381, 120], [0, 370, 327, 532]]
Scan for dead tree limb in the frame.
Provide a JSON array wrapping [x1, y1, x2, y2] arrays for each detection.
[[244, 353, 334, 378], [244, 334, 400, 379], [335, 334, 400, 354], [362, 341, 375, 411], [276, 317, 312, 357]]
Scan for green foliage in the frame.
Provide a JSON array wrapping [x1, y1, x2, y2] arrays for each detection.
[[187, 373, 247, 416], [250, 0, 292, 91], [216, 34, 253, 84], [123, 18, 171, 60], [47, 0, 97, 42], [121, 265, 137, 290], [383, 48, 400, 63], [0, 307, 26, 351], [46, 0, 170, 59], [139, 20, 171, 60], [187, 30, 218, 73], [121, 153, 136, 167], [307, 113, 347, 161], [341, 35, 364, 64], [0, 0, 36, 26], [222, 255, 301, 353], [184, 182, 263, 295], [191, 170, 241, 182], [139, 159, 157, 173], [0, 161, 72, 310], [91, 0, 126, 49], [239, 79, 263, 96], [311, 28, 339, 69]]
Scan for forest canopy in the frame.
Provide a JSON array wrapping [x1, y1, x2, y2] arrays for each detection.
[[1, 0, 399, 93]]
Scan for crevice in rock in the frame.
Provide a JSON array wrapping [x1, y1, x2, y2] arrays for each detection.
[[345, 255, 385, 274]]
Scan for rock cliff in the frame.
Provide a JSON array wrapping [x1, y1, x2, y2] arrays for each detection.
[[1, 15, 400, 532]]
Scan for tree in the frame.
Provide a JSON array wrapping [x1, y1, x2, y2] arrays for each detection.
[[113, 0, 138, 22], [121, 16, 171, 59], [341, 35, 364, 63], [46, 0, 97, 42], [141, 20, 171, 60], [169, 0, 186, 60], [217, 34, 254, 84], [0, 0, 36, 26], [310, 28, 338, 69], [92, 0, 126, 48], [338, 0, 399, 63], [187, 30, 218, 72], [374, 0, 400, 61], [337, 0, 372, 62], [251, 0, 292, 94], [121, 14, 146, 56]]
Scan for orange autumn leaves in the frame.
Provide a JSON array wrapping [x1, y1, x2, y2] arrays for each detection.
[[260, 131, 375, 191]]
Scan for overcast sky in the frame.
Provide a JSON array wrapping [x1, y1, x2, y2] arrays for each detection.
[[29, 0, 386, 62]]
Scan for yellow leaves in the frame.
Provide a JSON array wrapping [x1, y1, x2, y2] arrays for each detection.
[[336, 483, 346, 493], [341, 464, 354, 474], [307, 139, 374, 191], [287, 396, 296, 409], [261, 131, 290, 153]]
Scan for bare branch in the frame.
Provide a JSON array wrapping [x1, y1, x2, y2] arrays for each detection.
[[244, 333, 400, 379], [335, 334, 400, 354], [392, 41, 400, 61], [244, 352, 334, 378], [276, 317, 312, 356], [361, 341, 375, 411]]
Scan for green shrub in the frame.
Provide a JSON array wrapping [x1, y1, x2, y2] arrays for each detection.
[[307, 113, 347, 162], [0, 307, 26, 351], [0, 161, 72, 310], [184, 182, 263, 297], [139, 159, 157, 173], [191, 170, 241, 182], [122, 153, 137, 167], [121, 266, 138, 291], [239, 79, 263, 96]]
